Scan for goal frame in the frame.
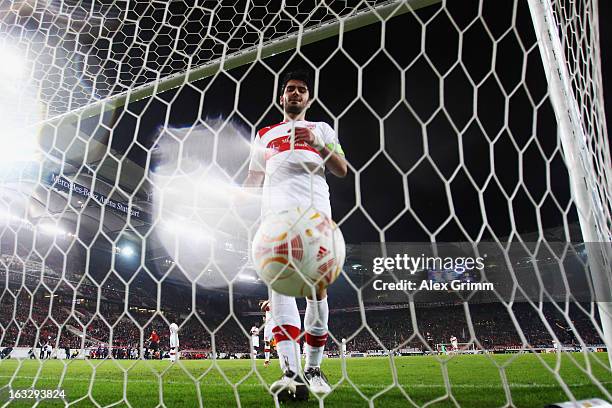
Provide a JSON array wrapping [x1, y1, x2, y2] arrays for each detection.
[[43, 0, 442, 126], [527, 0, 612, 367], [1, 3, 611, 405], [19, 0, 612, 370]]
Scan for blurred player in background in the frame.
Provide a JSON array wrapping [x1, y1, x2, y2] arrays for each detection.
[[260, 299, 275, 368], [38, 338, 46, 359], [450, 335, 458, 353], [169, 323, 179, 362], [148, 330, 160, 359], [250, 324, 260, 357], [244, 69, 347, 401]]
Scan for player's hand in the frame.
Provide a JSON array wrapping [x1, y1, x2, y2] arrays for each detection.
[[293, 127, 325, 151]]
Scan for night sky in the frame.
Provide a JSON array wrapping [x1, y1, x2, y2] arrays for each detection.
[[101, 0, 593, 248]]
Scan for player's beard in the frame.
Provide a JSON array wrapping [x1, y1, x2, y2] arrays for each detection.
[[284, 102, 304, 115]]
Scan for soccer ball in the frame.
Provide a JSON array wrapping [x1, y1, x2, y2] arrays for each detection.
[[251, 208, 345, 297]]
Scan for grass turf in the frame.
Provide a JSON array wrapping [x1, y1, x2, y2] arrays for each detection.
[[0, 353, 610, 407]]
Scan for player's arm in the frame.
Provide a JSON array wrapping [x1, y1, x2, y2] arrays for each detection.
[[317, 144, 347, 178], [243, 130, 266, 187], [243, 170, 265, 188], [294, 127, 347, 178]]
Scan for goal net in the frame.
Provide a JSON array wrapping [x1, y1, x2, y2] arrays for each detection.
[[0, 0, 610, 406]]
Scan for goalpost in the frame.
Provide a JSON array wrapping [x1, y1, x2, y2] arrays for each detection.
[[0, 0, 611, 406], [526, 0, 612, 367]]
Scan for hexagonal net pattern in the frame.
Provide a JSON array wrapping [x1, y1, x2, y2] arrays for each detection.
[[0, 0, 611, 407]]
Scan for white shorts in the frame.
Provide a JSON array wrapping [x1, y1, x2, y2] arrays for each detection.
[[252, 336, 260, 348], [264, 322, 273, 342]]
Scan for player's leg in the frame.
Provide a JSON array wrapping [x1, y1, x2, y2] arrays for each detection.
[[271, 291, 301, 373], [303, 290, 331, 395], [304, 296, 329, 369], [269, 290, 307, 401], [169, 346, 177, 363], [264, 316, 273, 366], [263, 341, 271, 366], [252, 336, 259, 357]]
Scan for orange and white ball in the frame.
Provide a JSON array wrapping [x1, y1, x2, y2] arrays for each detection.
[[251, 208, 345, 297]]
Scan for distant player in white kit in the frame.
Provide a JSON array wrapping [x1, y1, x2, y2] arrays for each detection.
[[169, 323, 179, 362], [450, 335, 458, 353], [260, 299, 274, 367], [244, 69, 347, 401], [250, 324, 260, 357]]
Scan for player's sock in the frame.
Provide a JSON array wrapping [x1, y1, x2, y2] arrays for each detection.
[[277, 342, 287, 371], [273, 325, 301, 373], [270, 291, 301, 373], [304, 297, 329, 369], [264, 341, 270, 361]]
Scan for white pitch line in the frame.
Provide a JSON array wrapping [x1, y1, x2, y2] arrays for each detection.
[[0, 375, 610, 390]]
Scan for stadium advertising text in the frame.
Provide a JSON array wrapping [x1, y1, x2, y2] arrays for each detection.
[[49, 173, 142, 219]]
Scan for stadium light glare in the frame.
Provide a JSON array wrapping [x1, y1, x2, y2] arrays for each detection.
[[0, 45, 26, 79], [38, 223, 66, 236], [237, 274, 257, 282], [119, 246, 135, 257], [162, 218, 213, 241], [0, 211, 29, 225], [0, 43, 41, 164]]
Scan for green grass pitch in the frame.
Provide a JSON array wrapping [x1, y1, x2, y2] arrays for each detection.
[[0, 354, 610, 407]]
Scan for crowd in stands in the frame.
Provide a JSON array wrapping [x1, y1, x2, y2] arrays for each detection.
[[326, 304, 603, 351], [0, 254, 605, 358], [0, 284, 604, 359]]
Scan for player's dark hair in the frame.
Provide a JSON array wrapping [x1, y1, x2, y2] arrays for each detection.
[[279, 69, 314, 100]]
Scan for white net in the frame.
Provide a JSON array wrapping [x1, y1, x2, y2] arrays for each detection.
[[0, 0, 611, 407]]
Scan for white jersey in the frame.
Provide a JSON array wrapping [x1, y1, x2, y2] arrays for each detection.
[[450, 336, 458, 347], [264, 309, 274, 342], [170, 332, 179, 349], [250, 326, 260, 348], [249, 120, 341, 218]]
